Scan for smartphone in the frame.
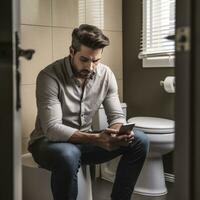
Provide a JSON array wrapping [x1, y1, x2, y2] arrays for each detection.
[[119, 123, 135, 133]]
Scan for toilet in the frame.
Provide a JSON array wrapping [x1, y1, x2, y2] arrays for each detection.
[[92, 105, 175, 197], [128, 116, 175, 196]]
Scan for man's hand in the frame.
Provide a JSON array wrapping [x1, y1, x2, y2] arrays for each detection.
[[116, 130, 135, 147], [95, 128, 135, 151]]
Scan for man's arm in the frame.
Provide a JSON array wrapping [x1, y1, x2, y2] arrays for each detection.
[[103, 70, 126, 128], [36, 71, 78, 141], [102, 70, 135, 144], [109, 123, 123, 131]]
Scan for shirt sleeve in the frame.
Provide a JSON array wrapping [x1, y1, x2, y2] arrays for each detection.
[[36, 71, 78, 141], [103, 70, 126, 126]]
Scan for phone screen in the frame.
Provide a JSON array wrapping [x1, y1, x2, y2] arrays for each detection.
[[119, 123, 135, 133]]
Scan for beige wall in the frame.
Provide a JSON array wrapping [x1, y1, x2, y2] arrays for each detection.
[[20, 0, 123, 153]]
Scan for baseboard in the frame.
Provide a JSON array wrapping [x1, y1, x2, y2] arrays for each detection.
[[164, 173, 175, 183]]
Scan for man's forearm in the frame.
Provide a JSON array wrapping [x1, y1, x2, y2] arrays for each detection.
[[68, 130, 100, 144], [68, 127, 131, 151], [109, 123, 123, 131], [68, 123, 123, 144]]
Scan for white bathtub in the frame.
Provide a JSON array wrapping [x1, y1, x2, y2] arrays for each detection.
[[22, 153, 93, 200]]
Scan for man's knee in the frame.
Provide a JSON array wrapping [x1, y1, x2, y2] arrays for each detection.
[[54, 143, 81, 171], [133, 129, 149, 156]]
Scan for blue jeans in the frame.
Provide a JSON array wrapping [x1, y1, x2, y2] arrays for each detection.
[[28, 129, 149, 200]]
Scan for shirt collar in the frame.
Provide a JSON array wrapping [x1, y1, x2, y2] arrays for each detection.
[[64, 56, 74, 78]]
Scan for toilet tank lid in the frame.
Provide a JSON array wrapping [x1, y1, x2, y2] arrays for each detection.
[[128, 117, 175, 131]]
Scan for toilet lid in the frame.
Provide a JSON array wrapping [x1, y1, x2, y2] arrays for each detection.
[[128, 117, 175, 134]]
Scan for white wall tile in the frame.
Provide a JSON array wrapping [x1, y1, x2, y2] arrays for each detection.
[[52, 0, 79, 27], [20, 25, 52, 85], [22, 137, 29, 154], [21, 0, 51, 26], [104, 0, 122, 31], [21, 84, 37, 139], [101, 31, 123, 79], [52, 27, 73, 61]]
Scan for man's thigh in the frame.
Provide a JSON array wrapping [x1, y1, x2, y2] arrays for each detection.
[[78, 143, 124, 165], [29, 138, 120, 168], [29, 138, 81, 170]]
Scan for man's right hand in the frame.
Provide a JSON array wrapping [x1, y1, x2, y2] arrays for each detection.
[[95, 128, 132, 151]]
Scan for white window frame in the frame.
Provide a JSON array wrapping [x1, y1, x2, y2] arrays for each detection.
[[139, 0, 176, 68], [143, 55, 175, 68]]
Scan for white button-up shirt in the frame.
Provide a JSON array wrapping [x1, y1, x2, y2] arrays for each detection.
[[29, 56, 126, 145]]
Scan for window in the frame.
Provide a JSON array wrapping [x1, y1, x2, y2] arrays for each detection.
[[78, 0, 104, 29], [139, 0, 176, 68]]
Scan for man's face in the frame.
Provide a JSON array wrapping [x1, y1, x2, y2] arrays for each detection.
[[70, 45, 103, 79]]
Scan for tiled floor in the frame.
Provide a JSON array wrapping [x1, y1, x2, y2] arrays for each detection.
[[92, 178, 174, 200]]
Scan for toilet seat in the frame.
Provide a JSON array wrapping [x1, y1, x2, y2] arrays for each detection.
[[128, 117, 175, 134]]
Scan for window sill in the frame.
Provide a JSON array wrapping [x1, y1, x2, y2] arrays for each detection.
[[142, 56, 175, 68]]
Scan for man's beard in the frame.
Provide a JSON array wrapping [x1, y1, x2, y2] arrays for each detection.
[[74, 69, 94, 79], [70, 57, 95, 79]]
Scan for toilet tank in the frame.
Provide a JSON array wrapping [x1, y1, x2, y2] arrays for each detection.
[[92, 103, 127, 130]]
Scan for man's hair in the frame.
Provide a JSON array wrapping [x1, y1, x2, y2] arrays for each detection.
[[71, 24, 110, 52]]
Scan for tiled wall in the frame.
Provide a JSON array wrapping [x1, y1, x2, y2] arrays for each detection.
[[21, 0, 123, 153]]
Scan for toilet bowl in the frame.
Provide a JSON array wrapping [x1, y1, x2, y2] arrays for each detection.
[[22, 153, 93, 200], [128, 116, 175, 196]]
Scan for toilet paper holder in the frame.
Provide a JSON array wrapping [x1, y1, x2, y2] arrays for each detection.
[[160, 78, 175, 87], [160, 81, 164, 86], [160, 80, 165, 87], [160, 76, 176, 93]]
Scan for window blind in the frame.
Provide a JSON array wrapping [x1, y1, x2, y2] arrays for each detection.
[[139, 0, 175, 59], [78, 0, 104, 29]]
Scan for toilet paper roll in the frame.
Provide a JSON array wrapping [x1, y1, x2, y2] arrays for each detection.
[[163, 76, 175, 93]]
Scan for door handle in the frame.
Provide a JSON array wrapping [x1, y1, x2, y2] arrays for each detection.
[[17, 47, 35, 60], [15, 32, 35, 110]]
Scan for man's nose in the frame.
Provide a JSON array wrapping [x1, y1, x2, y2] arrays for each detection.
[[87, 61, 95, 71]]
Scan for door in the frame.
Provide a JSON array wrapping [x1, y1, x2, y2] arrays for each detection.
[[192, 0, 200, 198], [0, 0, 21, 199], [175, 0, 200, 199], [0, 1, 34, 199]]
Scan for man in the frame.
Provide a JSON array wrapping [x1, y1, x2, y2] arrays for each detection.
[[28, 24, 149, 200]]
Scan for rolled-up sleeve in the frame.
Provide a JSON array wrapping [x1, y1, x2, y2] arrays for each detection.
[[103, 71, 126, 126], [36, 71, 78, 141]]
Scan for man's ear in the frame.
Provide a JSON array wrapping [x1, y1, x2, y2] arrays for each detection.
[[69, 46, 74, 57]]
